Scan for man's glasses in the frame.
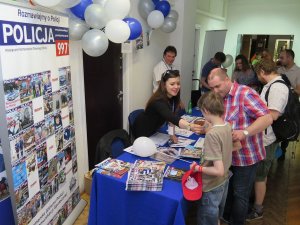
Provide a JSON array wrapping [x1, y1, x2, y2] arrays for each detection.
[[162, 70, 180, 78]]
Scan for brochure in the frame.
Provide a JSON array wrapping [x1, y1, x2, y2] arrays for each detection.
[[95, 157, 131, 178], [126, 160, 166, 191], [150, 147, 179, 164], [179, 146, 203, 159], [164, 166, 186, 181]]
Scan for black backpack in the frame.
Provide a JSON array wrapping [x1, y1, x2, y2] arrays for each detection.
[[265, 76, 300, 142]]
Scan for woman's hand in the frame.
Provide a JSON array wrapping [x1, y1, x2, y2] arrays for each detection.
[[169, 134, 178, 144]]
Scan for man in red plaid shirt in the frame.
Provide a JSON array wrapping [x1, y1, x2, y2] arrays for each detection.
[[208, 68, 273, 225]]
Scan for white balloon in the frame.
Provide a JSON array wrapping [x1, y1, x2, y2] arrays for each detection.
[[104, 0, 130, 20], [58, 0, 80, 8], [105, 19, 130, 43], [138, 0, 155, 20], [222, 54, 234, 68], [160, 17, 177, 33], [93, 0, 108, 7], [132, 137, 157, 157], [166, 10, 179, 22], [147, 10, 164, 29], [85, 4, 108, 29], [31, 0, 62, 7], [69, 18, 90, 40], [82, 29, 109, 57]]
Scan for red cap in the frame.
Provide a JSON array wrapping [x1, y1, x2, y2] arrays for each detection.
[[181, 165, 202, 201]]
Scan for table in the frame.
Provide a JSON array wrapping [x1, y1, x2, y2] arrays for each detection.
[[88, 108, 203, 225]]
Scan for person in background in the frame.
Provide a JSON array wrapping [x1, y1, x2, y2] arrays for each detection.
[[134, 70, 202, 142], [207, 68, 273, 225], [278, 49, 300, 95], [153, 46, 177, 93], [247, 59, 289, 221], [251, 51, 262, 66], [200, 52, 226, 94], [232, 54, 259, 91], [261, 49, 273, 61], [190, 91, 233, 225], [277, 49, 300, 160]]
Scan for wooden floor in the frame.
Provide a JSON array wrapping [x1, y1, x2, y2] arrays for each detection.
[[74, 141, 300, 225]]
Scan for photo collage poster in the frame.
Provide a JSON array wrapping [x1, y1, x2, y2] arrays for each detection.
[[0, 3, 80, 225]]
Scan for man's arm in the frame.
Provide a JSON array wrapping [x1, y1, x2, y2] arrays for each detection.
[[232, 114, 273, 141], [200, 77, 211, 90]]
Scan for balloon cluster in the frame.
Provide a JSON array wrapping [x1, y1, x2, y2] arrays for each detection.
[[30, 0, 143, 57], [138, 0, 178, 33]]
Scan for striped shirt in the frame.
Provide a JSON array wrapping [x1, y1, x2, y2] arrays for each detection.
[[224, 82, 269, 166]]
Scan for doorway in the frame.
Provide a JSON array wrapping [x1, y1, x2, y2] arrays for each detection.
[[83, 43, 123, 169]]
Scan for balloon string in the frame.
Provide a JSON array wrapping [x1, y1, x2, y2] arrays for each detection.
[[158, 151, 192, 164]]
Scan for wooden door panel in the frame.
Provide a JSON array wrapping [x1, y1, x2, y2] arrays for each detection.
[[83, 43, 122, 169]]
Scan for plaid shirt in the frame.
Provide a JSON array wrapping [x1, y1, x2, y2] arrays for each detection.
[[224, 82, 269, 166]]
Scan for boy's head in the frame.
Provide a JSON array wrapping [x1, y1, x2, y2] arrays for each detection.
[[197, 91, 224, 117]]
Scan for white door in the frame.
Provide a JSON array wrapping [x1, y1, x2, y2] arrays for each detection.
[[200, 30, 227, 70]]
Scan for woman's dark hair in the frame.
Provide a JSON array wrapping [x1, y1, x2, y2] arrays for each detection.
[[163, 46, 177, 57], [234, 54, 251, 71], [146, 70, 181, 112]]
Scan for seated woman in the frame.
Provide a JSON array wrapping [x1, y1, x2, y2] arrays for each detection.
[[232, 54, 261, 92], [133, 70, 201, 140]]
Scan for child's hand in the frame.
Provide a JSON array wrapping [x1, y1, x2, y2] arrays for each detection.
[[190, 161, 198, 171]]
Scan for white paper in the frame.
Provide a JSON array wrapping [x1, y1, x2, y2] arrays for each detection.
[[149, 132, 170, 146], [194, 137, 205, 148]]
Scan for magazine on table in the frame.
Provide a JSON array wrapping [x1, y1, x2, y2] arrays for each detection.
[[126, 160, 166, 191], [169, 137, 195, 148], [174, 126, 193, 137], [150, 147, 179, 164], [178, 146, 203, 159], [181, 115, 199, 123], [164, 166, 186, 181], [95, 157, 131, 178], [194, 137, 205, 148]]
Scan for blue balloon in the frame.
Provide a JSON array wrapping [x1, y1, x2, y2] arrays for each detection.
[[152, 0, 160, 5], [123, 18, 143, 40], [155, 1, 171, 17], [70, 0, 93, 20]]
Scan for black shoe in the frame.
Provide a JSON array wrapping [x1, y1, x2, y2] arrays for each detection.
[[246, 209, 263, 221]]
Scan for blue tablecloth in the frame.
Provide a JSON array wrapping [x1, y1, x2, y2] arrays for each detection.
[[0, 197, 14, 225], [88, 108, 203, 225]]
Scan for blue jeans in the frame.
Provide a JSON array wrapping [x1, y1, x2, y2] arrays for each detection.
[[223, 164, 258, 225], [197, 179, 229, 225]]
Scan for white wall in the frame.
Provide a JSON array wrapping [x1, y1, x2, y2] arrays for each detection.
[[224, 0, 300, 75], [170, 0, 197, 106], [195, 0, 227, 79]]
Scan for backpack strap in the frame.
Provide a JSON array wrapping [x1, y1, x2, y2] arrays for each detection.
[[264, 79, 289, 135], [265, 79, 288, 105]]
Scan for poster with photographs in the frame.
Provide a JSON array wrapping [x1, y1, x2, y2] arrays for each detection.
[[0, 3, 81, 225]]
